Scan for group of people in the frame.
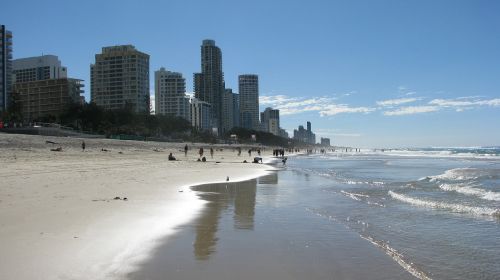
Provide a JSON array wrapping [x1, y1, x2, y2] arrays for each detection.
[[272, 149, 286, 157]]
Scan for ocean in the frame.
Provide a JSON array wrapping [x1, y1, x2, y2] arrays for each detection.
[[128, 147, 500, 280], [291, 147, 500, 279]]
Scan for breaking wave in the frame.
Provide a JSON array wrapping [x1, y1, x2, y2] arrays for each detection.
[[438, 183, 500, 201], [388, 191, 500, 217]]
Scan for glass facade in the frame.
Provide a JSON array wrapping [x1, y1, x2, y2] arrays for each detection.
[[1, 25, 13, 112]]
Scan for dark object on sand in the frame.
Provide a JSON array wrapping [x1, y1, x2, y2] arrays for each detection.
[[253, 157, 263, 163], [123, 197, 128, 201], [226, 176, 230, 181], [101, 148, 110, 152], [168, 153, 176, 161], [118, 151, 123, 154], [202, 156, 207, 162], [243, 160, 248, 163], [46, 140, 58, 144], [114, 196, 121, 200], [50, 147, 62, 152]]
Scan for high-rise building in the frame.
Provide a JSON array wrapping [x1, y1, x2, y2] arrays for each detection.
[[13, 55, 67, 83], [12, 78, 83, 121], [190, 97, 211, 131], [1, 25, 13, 112], [321, 137, 331, 146], [260, 107, 280, 135], [293, 121, 316, 144], [90, 45, 149, 112], [155, 67, 190, 121], [193, 39, 224, 133], [239, 74, 259, 130], [232, 92, 240, 128], [221, 88, 235, 133]]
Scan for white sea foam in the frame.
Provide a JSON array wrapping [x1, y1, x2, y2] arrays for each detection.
[[360, 235, 432, 280], [340, 190, 367, 201], [388, 191, 500, 217], [365, 149, 500, 159], [439, 183, 500, 201], [344, 180, 385, 186], [428, 168, 480, 182]]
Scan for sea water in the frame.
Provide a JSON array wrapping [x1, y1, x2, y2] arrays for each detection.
[[290, 147, 500, 279], [128, 147, 500, 280]]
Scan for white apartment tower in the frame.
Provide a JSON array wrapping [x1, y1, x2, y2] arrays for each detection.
[[261, 107, 280, 136], [155, 67, 190, 121], [12, 55, 67, 83]]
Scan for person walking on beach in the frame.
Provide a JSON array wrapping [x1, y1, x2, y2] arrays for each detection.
[[81, 141, 86, 152], [210, 147, 214, 158], [248, 149, 252, 157], [237, 147, 241, 156], [184, 144, 188, 156], [199, 147, 204, 158]]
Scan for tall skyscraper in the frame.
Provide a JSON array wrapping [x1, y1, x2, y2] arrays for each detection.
[[13, 55, 67, 83], [193, 39, 224, 133], [1, 25, 13, 112], [221, 88, 235, 133], [154, 68, 190, 121], [232, 92, 240, 128], [90, 45, 150, 112], [239, 74, 259, 130], [260, 107, 280, 135]]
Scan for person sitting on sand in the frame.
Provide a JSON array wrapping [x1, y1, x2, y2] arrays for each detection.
[[253, 157, 263, 163], [202, 156, 207, 162], [168, 153, 176, 161]]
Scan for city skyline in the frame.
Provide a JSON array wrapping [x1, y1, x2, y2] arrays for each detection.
[[3, 0, 500, 147]]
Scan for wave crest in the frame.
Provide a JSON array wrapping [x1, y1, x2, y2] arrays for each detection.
[[388, 191, 500, 217]]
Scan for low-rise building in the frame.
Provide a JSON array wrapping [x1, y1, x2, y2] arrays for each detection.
[[12, 78, 84, 121]]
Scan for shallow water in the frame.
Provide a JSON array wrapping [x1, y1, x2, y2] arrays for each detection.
[[289, 150, 500, 280], [128, 149, 500, 280], [127, 170, 412, 279]]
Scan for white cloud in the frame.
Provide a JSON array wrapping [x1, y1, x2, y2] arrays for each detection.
[[260, 94, 373, 116], [429, 98, 500, 107], [383, 106, 439, 116], [376, 97, 418, 107], [319, 104, 375, 116]]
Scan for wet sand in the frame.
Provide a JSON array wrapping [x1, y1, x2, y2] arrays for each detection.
[[127, 172, 415, 280]]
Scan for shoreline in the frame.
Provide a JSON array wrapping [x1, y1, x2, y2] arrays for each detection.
[[0, 133, 273, 280]]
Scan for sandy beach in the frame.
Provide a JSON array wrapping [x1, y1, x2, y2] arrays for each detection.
[[0, 133, 271, 280]]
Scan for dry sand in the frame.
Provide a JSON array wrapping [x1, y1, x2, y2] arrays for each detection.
[[0, 133, 272, 280]]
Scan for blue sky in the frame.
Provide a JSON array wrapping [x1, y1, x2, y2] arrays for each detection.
[[4, 0, 500, 147]]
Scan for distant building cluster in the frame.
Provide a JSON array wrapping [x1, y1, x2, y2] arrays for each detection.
[[293, 121, 316, 145], [321, 137, 331, 146], [0, 24, 333, 145]]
